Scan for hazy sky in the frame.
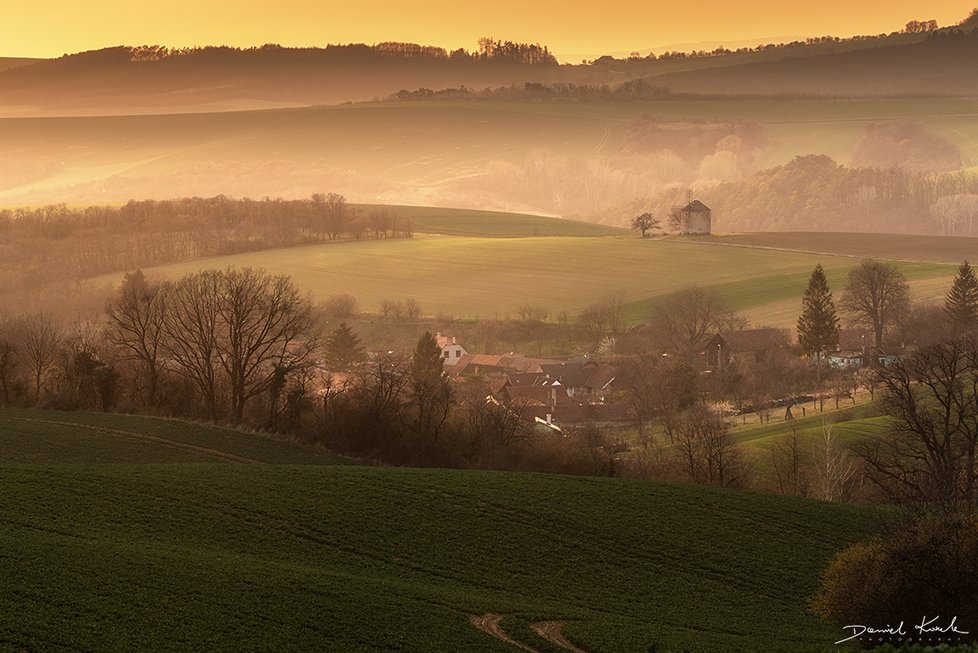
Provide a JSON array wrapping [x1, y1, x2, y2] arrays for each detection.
[[4, 1, 975, 59]]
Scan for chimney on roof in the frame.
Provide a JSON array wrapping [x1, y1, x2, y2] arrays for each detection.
[[436, 332, 442, 338], [452, 336, 457, 344]]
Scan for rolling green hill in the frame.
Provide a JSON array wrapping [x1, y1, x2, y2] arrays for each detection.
[[93, 232, 956, 328], [0, 408, 876, 652]]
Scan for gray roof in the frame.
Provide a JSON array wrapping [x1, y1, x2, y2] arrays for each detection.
[[683, 200, 710, 212]]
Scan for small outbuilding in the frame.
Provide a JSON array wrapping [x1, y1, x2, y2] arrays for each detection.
[[674, 200, 712, 235]]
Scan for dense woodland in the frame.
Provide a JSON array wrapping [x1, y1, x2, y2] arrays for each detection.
[[649, 155, 978, 234], [447, 115, 978, 234]]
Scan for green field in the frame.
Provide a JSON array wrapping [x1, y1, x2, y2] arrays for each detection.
[[0, 409, 876, 652], [0, 409, 343, 464], [732, 401, 887, 449], [693, 232, 978, 265], [94, 232, 957, 328]]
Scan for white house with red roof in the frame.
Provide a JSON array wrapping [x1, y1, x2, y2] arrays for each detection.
[[436, 332, 469, 366]]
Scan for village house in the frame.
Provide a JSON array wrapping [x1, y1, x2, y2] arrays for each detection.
[[540, 357, 617, 399], [825, 328, 870, 368], [435, 332, 469, 366], [450, 353, 560, 377], [448, 351, 627, 426], [705, 328, 789, 369], [826, 347, 906, 368], [800, 329, 907, 369]]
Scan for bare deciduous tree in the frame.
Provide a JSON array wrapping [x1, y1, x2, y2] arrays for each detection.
[[857, 340, 978, 503], [21, 313, 62, 402], [650, 287, 740, 355], [840, 260, 910, 348], [813, 421, 859, 502], [216, 267, 316, 424], [163, 270, 223, 419], [105, 270, 168, 407], [672, 405, 750, 487], [771, 426, 812, 497], [0, 317, 17, 405]]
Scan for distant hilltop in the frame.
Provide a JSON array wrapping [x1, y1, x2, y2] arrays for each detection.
[[1, 11, 978, 115]]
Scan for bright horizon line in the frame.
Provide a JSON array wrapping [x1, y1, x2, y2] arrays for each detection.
[[0, 26, 953, 63], [1, 2, 973, 61]]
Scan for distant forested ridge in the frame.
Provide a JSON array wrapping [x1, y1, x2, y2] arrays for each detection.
[[0, 40, 560, 111], [3, 14, 978, 114], [122, 39, 557, 65]]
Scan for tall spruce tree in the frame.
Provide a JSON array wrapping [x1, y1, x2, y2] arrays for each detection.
[[324, 322, 366, 371], [798, 264, 840, 379], [945, 260, 978, 333]]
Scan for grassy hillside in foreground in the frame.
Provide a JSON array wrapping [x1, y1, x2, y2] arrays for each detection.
[[93, 234, 955, 328], [0, 409, 341, 464], [0, 458, 876, 652]]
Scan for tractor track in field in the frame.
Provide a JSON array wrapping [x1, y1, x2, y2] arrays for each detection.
[[8, 416, 262, 464], [469, 613, 587, 652], [531, 621, 587, 653], [470, 614, 538, 652]]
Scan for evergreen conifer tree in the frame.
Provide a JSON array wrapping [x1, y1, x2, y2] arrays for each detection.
[[798, 264, 840, 379], [410, 332, 452, 451], [945, 260, 978, 333], [324, 322, 366, 371]]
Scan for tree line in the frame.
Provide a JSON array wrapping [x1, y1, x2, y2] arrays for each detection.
[[121, 40, 557, 65], [0, 266, 615, 476], [390, 80, 673, 103], [0, 194, 412, 294]]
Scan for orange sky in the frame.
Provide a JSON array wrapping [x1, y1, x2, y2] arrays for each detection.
[[3, 1, 975, 59]]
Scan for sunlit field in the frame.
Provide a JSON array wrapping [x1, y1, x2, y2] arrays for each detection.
[[95, 231, 956, 327]]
